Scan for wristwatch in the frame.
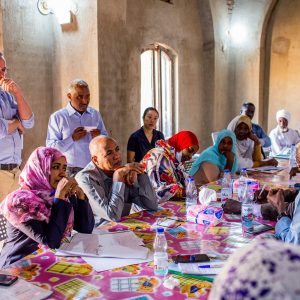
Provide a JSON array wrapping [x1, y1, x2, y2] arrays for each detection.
[[277, 212, 288, 221]]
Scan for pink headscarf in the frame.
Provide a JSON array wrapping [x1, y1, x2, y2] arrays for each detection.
[[0, 147, 74, 237]]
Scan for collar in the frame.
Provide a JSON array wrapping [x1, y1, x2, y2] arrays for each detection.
[[66, 102, 92, 116]]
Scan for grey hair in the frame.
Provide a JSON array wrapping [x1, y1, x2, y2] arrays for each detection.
[[89, 135, 116, 156], [68, 79, 89, 93]]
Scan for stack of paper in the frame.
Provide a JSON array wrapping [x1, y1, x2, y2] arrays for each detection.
[[56, 231, 148, 259]]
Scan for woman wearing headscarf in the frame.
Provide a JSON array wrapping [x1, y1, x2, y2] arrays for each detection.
[[0, 147, 94, 268], [209, 239, 300, 300], [269, 109, 300, 155], [141, 131, 199, 203], [188, 129, 238, 185], [227, 115, 277, 169]]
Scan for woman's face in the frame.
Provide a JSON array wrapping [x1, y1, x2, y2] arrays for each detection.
[[143, 110, 159, 130], [218, 136, 233, 153], [181, 145, 199, 162], [234, 122, 250, 141], [278, 117, 288, 129], [50, 156, 67, 189]]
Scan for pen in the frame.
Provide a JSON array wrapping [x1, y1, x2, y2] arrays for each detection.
[[258, 184, 267, 198]]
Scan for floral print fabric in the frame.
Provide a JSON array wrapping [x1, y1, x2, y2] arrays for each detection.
[[142, 140, 187, 203]]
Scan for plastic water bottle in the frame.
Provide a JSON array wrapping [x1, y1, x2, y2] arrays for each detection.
[[221, 169, 232, 203], [241, 181, 254, 234], [153, 227, 168, 276], [185, 177, 198, 219], [289, 144, 297, 187], [238, 168, 248, 202]]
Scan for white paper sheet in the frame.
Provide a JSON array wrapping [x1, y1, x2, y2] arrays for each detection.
[[178, 261, 224, 275], [83, 252, 154, 272], [57, 231, 148, 259], [0, 278, 52, 300]]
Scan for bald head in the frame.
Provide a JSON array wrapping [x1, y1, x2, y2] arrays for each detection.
[[89, 136, 122, 171]]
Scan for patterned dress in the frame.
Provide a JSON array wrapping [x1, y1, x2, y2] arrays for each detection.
[[142, 140, 187, 203]]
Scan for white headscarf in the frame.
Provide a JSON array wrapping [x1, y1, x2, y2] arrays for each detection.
[[276, 109, 291, 123], [209, 239, 300, 300]]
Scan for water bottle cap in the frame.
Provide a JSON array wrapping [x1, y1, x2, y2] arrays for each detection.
[[157, 227, 164, 233], [187, 177, 195, 182], [292, 144, 295, 146], [224, 169, 230, 173], [241, 168, 247, 171]]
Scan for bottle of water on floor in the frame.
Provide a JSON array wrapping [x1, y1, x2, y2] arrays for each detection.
[[221, 169, 232, 203], [153, 227, 168, 276], [242, 181, 254, 234], [185, 176, 198, 219]]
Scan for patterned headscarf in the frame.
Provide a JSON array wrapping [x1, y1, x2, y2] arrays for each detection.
[[209, 239, 300, 300], [167, 131, 199, 152], [189, 129, 238, 176], [0, 147, 74, 237]]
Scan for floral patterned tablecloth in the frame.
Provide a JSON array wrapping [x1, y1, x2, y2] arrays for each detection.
[[6, 199, 275, 300]]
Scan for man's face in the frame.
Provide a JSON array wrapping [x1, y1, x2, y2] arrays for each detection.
[[68, 86, 90, 112], [92, 139, 122, 171], [278, 117, 288, 129], [241, 105, 255, 120], [0, 57, 7, 80]]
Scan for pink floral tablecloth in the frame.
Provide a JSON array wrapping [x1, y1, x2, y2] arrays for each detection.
[[6, 200, 273, 299]]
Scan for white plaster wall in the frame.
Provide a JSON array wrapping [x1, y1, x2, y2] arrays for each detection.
[[268, 0, 300, 133], [1, 0, 54, 163], [98, 0, 205, 157], [210, 0, 273, 130]]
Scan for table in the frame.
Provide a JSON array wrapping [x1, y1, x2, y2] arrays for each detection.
[[5, 197, 274, 300]]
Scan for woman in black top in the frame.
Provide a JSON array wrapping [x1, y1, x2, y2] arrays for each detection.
[[127, 107, 165, 162]]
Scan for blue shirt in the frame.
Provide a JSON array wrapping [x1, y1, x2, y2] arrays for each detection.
[[276, 191, 300, 244], [46, 103, 108, 168], [0, 89, 34, 164], [252, 123, 271, 148], [127, 127, 165, 162]]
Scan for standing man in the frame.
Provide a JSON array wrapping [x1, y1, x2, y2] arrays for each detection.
[[0, 52, 34, 201], [240, 102, 271, 148], [46, 79, 108, 176]]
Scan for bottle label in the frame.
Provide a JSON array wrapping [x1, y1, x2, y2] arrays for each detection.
[[242, 205, 253, 232], [221, 188, 232, 202]]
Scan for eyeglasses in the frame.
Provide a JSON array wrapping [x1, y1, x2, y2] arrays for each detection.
[[0, 67, 8, 72]]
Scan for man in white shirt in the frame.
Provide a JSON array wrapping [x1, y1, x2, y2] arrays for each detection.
[[269, 109, 299, 155], [46, 79, 108, 176]]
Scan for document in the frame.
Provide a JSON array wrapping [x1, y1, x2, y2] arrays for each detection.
[[0, 278, 52, 300], [178, 261, 224, 275], [57, 231, 148, 259], [246, 166, 286, 174], [83, 252, 154, 272]]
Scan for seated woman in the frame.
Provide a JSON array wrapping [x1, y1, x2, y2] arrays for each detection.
[[269, 109, 300, 155], [142, 131, 199, 203], [127, 107, 165, 163], [209, 239, 300, 300], [188, 129, 238, 185], [0, 147, 94, 268], [227, 115, 278, 169]]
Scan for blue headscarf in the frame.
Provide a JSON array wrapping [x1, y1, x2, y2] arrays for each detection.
[[189, 129, 238, 176]]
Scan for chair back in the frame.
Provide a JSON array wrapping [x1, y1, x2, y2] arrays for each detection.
[[211, 131, 220, 144], [0, 214, 7, 242]]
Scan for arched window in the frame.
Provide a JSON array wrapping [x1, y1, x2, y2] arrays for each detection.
[[140, 44, 176, 138]]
